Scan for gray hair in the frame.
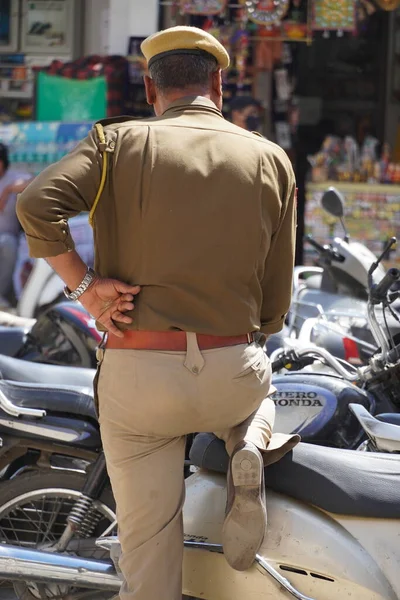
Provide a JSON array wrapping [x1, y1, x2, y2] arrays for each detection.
[[149, 53, 218, 92]]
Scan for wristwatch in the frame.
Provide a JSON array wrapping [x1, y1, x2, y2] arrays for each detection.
[[64, 268, 97, 302]]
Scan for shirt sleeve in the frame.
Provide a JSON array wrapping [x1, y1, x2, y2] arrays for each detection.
[[259, 150, 296, 335], [16, 129, 101, 258]]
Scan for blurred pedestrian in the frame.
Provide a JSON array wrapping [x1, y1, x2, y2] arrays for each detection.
[[0, 144, 32, 307], [230, 95, 263, 132]]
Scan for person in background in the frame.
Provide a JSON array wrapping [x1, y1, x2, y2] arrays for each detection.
[[230, 95, 263, 132], [0, 144, 32, 307]]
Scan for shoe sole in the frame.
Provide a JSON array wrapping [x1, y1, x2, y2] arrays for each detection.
[[222, 447, 266, 571]]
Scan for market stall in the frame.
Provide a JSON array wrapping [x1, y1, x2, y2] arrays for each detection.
[[305, 114, 400, 265], [305, 181, 400, 265]]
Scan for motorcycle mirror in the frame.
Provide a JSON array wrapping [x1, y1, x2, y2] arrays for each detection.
[[321, 187, 349, 242], [321, 187, 345, 218]]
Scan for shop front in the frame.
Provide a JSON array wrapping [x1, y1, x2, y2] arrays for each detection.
[[1, 0, 400, 267], [158, 1, 399, 265]]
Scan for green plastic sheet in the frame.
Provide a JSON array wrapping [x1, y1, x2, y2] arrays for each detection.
[[36, 72, 107, 122]]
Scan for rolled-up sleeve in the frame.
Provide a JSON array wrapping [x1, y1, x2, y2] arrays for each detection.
[[16, 129, 101, 258], [260, 151, 296, 335]]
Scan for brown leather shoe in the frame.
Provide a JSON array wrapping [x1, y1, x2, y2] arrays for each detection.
[[222, 441, 266, 571]]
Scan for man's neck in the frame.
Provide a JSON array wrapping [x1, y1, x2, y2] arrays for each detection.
[[160, 91, 215, 114]]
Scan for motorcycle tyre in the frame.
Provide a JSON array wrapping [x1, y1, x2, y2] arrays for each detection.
[[0, 471, 115, 600]]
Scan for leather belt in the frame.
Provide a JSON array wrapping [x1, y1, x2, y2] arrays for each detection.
[[105, 331, 254, 351]]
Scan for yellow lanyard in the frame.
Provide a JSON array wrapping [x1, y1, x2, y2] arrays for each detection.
[[89, 123, 108, 227]]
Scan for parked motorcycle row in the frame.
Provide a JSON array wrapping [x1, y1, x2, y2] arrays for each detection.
[[0, 187, 399, 599]]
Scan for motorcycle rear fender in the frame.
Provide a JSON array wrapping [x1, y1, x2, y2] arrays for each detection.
[[183, 471, 398, 600]]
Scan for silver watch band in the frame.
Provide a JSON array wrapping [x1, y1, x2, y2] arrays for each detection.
[[64, 268, 97, 302]]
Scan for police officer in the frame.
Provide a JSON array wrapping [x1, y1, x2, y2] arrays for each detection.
[[17, 26, 299, 600]]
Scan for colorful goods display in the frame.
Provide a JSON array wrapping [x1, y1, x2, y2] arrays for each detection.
[[241, 0, 290, 26], [307, 134, 400, 185], [0, 121, 92, 177], [305, 183, 400, 266], [312, 0, 356, 32], [179, 0, 228, 14]]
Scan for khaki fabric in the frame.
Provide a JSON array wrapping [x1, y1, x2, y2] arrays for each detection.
[[98, 335, 299, 600], [16, 96, 296, 336]]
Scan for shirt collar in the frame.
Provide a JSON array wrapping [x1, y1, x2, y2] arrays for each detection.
[[162, 96, 223, 118]]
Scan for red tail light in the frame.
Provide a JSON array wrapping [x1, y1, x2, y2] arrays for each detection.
[[343, 337, 362, 365]]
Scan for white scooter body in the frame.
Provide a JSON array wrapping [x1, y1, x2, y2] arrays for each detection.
[[15, 214, 94, 318], [16, 259, 62, 318], [329, 237, 386, 290], [183, 471, 399, 600]]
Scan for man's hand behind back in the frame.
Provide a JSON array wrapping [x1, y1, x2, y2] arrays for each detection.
[[80, 278, 141, 338]]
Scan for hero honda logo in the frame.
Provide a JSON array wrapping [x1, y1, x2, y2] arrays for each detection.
[[271, 390, 323, 407]]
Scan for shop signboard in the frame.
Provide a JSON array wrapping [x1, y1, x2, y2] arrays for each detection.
[[21, 0, 75, 54]]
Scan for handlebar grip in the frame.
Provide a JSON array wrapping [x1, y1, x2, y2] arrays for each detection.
[[386, 342, 400, 364], [372, 268, 400, 301], [272, 357, 287, 373], [271, 354, 316, 373]]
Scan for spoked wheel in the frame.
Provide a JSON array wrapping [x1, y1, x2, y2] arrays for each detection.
[[0, 471, 117, 600]]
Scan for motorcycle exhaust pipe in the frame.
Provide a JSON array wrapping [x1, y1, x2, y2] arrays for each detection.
[[0, 544, 121, 591]]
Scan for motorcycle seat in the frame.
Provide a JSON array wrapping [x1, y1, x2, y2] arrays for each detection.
[[0, 354, 95, 388], [190, 434, 400, 519], [376, 413, 400, 426], [0, 379, 97, 421], [0, 327, 27, 358]]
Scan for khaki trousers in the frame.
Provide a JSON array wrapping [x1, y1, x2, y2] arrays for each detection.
[[98, 333, 298, 600]]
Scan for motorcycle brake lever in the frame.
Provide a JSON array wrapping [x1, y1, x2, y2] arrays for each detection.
[[388, 291, 400, 304]]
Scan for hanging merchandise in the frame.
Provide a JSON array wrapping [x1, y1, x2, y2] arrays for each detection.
[[233, 29, 250, 88], [179, 0, 227, 15], [241, 0, 290, 26], [275, 67, 291, 101], [255, 27, 282, 71], [313, 0, 356, 32], [356, 0, 376, 30]]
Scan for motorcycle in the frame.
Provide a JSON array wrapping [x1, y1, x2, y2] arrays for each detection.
[[0, 241, 399, 491], [0, 262, 399, 597], [287, 186, 400, 364], [0, 403, 398, 599]]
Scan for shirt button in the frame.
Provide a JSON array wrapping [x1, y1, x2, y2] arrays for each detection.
[[192, 366, 199, 374]]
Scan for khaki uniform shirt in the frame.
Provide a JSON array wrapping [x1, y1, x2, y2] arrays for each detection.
[[17, 97, 296, 335]]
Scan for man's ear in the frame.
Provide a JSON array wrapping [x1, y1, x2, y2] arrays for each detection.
[[144, 75, 156, 105], [212, 69, 223, 99]]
